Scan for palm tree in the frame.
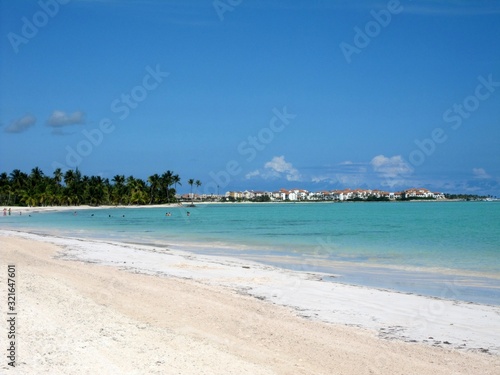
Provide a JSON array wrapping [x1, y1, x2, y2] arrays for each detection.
[[73, 169, 83, 205], [53, 168, 63, 187], [0, 172, 10, 205], [83, 175, 106, 206], [25, 167, 46, 206], [172, 174, 181, 201], [10, 169, 28, 191], [30, 167, 44, 184], [125, 176, 147, 205], [147, 174, 161, 204], [112, 175, 125, 205], [188, 178, 195, 205], [128, 177, 148, 205], [64, 169, 75, 187], [0, 172, 8, 186], [62, 169, 75, 206], [50, 168, 63, 205], [2, 167, 184, 207], [63, 169, 83, 206], [161, 171, 173, 203], [19, 188, 37, 207]]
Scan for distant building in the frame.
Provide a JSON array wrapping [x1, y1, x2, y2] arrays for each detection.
[[403, 188, 434, 199], [220, 186, 443, 202]]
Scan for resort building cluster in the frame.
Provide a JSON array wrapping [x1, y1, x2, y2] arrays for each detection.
[[181, 188, 446, 202]]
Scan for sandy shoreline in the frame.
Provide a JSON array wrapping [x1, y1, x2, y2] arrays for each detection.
[[1, 230, 499, 374], [1, 204, 184, 214], [1, 198, 469, 213]]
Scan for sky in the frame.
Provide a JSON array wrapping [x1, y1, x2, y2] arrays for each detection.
[[1, 0, 499, 196]]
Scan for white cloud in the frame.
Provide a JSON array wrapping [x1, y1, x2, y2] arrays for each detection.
[[311, 161, 369, 187], [245, 170, 260, 179], [4, 114, 36, 133], [370, 155, 413, 178], [335, 173, 366, 186], [338, 161, 367, 174], [370, 155, 413, 188], [264, 156, 301, 181], [472, 168, 491, 179], [311, 176, 332, 184], [246, 156, 302, 182], [311, 157, 416, 189], [47, 110, 85, 128]]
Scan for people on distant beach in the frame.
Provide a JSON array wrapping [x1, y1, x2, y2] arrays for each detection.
[[8, 208, 11, 216], [2, 208, 6, 216]]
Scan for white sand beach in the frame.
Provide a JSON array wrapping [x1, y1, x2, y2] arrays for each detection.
[[1, 230, 499, 374]]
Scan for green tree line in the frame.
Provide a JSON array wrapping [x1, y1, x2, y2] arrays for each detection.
[[0, 167, 188, 207]]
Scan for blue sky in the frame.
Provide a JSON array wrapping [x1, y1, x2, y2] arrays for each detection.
[[1, 0, 499, 195]]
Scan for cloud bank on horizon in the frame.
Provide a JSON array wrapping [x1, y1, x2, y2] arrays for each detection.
[[0, 0, 499, 195]]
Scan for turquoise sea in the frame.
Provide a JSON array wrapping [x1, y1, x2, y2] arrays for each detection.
[[2, 201, 499, 305]]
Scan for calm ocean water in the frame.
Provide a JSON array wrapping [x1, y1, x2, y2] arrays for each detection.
[[2, 201, 499, 304]]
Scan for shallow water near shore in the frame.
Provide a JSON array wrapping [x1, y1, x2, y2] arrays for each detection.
[[2, 201, 499, 305]]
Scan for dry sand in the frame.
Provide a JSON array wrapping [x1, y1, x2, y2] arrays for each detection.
[[1, 234, 499, 374]]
